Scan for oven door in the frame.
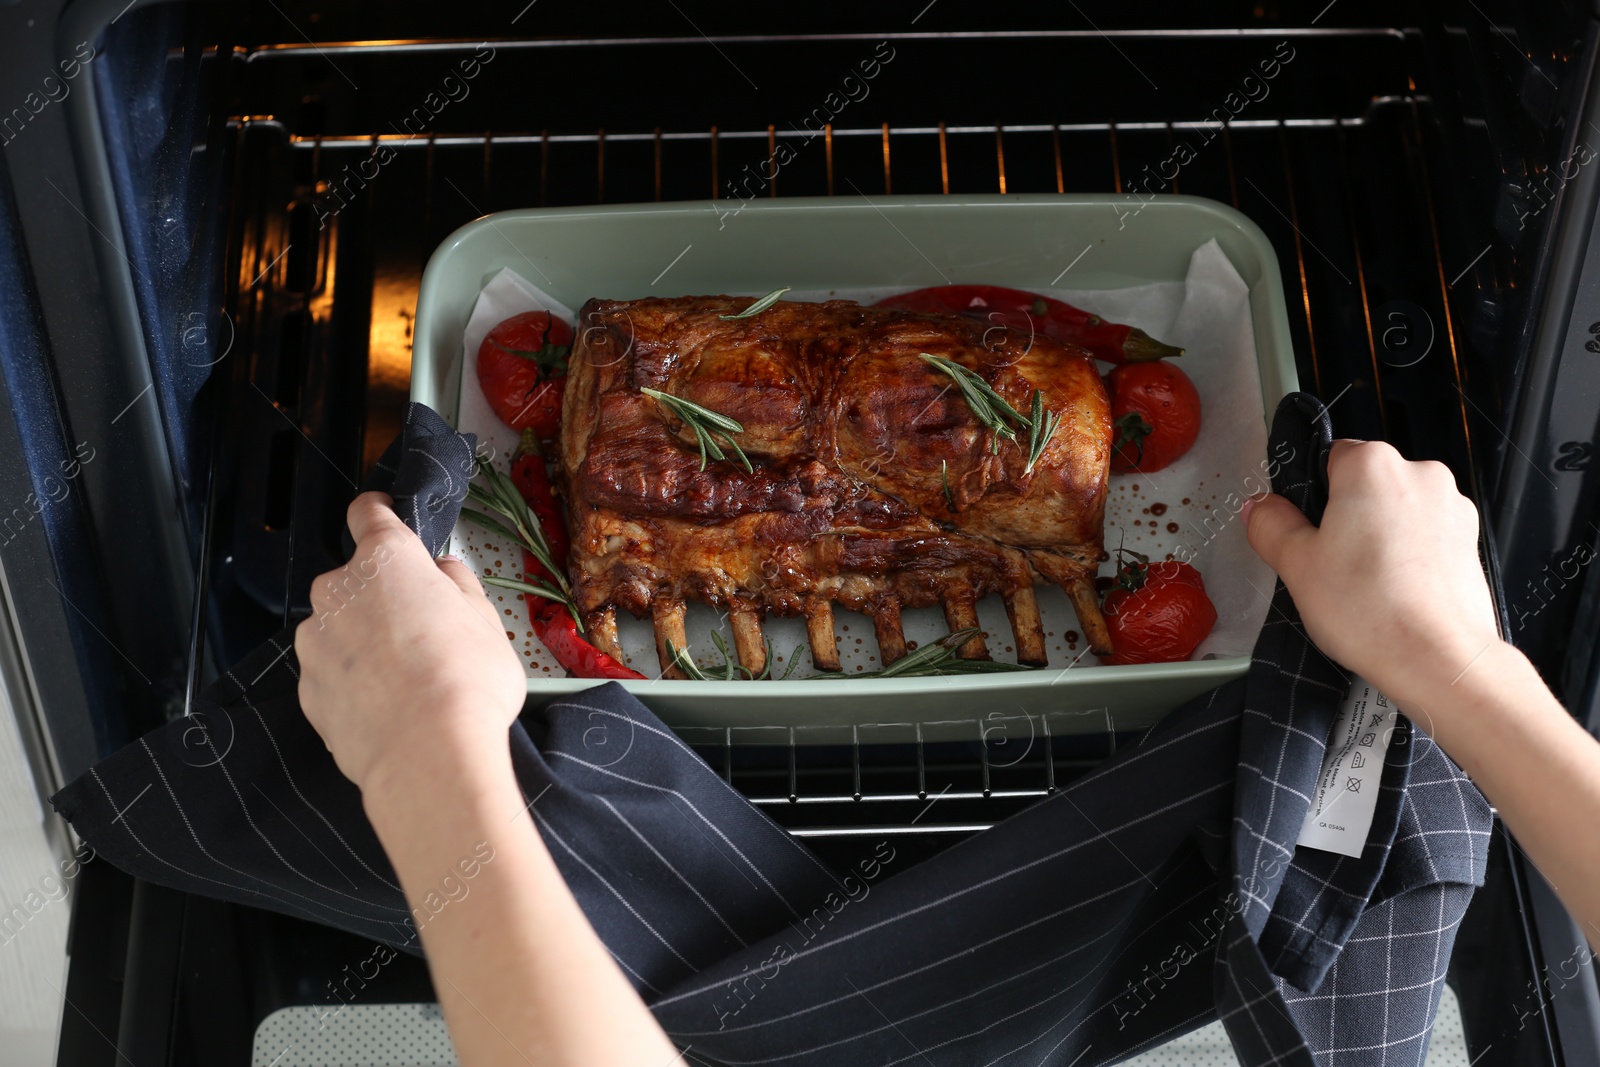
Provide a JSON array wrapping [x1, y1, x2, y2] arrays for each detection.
[[1, 2, 1597, 1065]]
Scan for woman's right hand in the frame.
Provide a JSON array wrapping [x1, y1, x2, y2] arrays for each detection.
[[1243, 440, 1500, 711]]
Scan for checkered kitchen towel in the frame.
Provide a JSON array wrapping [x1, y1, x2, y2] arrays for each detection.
[[52, 396, 1492, 1067]]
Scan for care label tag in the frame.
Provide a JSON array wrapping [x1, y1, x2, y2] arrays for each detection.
[[1296, 677, 1399, 859]]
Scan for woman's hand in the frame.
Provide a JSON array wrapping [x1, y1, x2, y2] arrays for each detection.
[[1244, 439, 1499, 709], [296, 492, 681, 1066], [294, 491, 527, 792]]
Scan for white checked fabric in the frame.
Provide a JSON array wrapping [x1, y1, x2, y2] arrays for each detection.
[[53, 397, 1492, 1067]]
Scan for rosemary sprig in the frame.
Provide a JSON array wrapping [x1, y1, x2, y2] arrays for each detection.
[[460, 456, 584, 629], [480, 573, 572, 604], [718, 286, 791, 320], [919, 353, 1028, 454], [665, 636, 807, 681], [668, 627, 1027, 680], [665, 641, 712, 680], [920, 353, 1062, 473], [1024, 389, 1064, 475], [641, 387, 754, 473], [940, 459, 956, 512], [817, 628, 1034, 679]]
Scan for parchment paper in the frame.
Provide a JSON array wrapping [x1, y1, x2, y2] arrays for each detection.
[[452, 239, 1275, 678]]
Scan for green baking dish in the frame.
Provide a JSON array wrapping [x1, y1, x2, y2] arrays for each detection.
[[412, 194, 1297, 737]]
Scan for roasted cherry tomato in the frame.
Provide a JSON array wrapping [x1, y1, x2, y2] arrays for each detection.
[[875, 284, 1183, 365], [476, 310, 572, 439], [1100, 554, 1217, 666], [1108, 360, 1202, 474]]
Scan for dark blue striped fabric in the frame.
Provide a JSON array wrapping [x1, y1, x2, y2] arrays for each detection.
[[52, 396, 1492, 1067]]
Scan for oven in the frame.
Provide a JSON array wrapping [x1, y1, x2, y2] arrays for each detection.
[[3, 1, 1599, 1064]]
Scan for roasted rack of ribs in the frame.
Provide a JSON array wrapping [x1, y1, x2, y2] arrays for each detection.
[[557, 295, 1113, 678]]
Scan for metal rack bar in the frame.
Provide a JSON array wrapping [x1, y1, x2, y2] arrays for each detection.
[[881, 122, 892, 194], [482, 131, 492, 204], [1406, 99, 1480, 502], [274, 137, 318, 628], [1043, 715, 1057, 793], [756, 789, 1053, 806], [995, 125, 1007, 194], [915, 721, 927, 800], [539, 129, 548, 206], [787, 725, 798, 803], [978, 719, 993, 797], [1052, 124, 1064, 194], [825, 124, 835, 194], [1164, 121, 1180, 195], [422, 132, 436, 262], [791, 823, 995, 838], [939, 122, 950, 194], [1278, 119, 1325, 397], [851, 724, 862, 801], [1107, 118, 1122, 191], [275, 114, 1401, 151], [1337, 120, 1388, 435], [241, 27, 1413, 62], [1221, 123, 1240, 208], [767, 125, 777, 197]]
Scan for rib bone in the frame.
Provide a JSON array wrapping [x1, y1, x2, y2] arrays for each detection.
[[870, 597, 908, 665], [652, 598, 690, 678], [1065, 577, 1113, 657], [730, 604, 768, 676], [1003, 586, 1048, 666], [941, 588, 990, 660], [804, 598, 841, 672], [586, 606, 624, 660]]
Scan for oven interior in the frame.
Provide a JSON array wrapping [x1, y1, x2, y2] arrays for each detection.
[[43, 1, 1600, 1064]]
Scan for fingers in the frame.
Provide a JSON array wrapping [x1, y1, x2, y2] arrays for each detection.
[[1324, 438, 1385, 482], [436, 554, 508, 631], [1244, 493, 1315, 578], [1326, 440, 1474, 516]]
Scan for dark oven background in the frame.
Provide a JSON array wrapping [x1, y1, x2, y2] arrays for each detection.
[[2, 1, 1598, 1064]]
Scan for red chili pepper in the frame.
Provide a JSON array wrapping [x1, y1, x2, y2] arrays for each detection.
[[875, 284, 1183, 365], [506, 428, 643, 680], [507, 428, 569, 588], [528, 605, 642, 679]]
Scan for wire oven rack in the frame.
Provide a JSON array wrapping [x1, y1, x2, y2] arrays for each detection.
[[196, 40, 1501, 838]]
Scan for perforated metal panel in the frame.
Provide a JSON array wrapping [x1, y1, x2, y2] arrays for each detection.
[[249, 985, 1470, 1067]]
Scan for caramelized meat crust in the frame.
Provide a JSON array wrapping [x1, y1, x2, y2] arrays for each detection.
[[558, 295, 1113, 673]]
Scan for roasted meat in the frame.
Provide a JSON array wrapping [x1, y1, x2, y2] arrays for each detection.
[[558, 295, 1113, 676]]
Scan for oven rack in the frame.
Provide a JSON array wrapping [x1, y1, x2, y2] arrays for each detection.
[[677, 712, 1126, 835], [200, 88, 1497, 837], [246, 92, 1484, 469]]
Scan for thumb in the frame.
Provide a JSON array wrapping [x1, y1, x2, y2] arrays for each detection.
[[1244, 493, 1315, 578], [435, 554, 487, 600], [346, 491, 417, 549]]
